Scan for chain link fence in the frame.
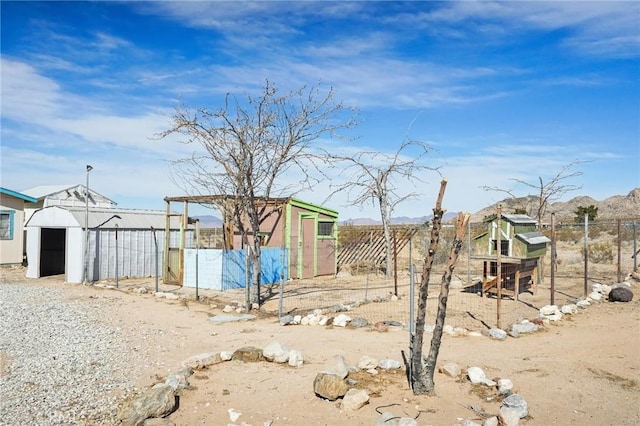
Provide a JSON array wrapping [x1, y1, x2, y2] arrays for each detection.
[[255, 217, 638, 332]]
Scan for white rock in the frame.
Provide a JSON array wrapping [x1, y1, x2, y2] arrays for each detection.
[[468, 331, 483, 337], [220, 351, 233, 361], [498, 378, 514, 395], [467, 366, 496, 386], [589, 291, 603, 301], [539, 305, 559, 316], [308, 315, 320, 326], [318, 316, 330, 326], [379, 359, 402, 370], [453, 327, 468, 336], [263, 341, 290, 363], [443, 324, 455, 335], [293, 315, 302, 324], [367, 368, 378, 375], [576, 299, 591, 308], [288, 350, 303, 368], [483, 416, 499, 426], [333, 313, 352, 327], [325, 355, 349, 378], [560, 304, 578, 314], [341, 388, 369, 411], [501, 393, 528, 418], [498, 407, 521, 426], [300, 316, 310, 325], [222, 305, 235, 313], [441, 362, 461, 377], [489, 328, 507, 340], [228, 408, 242, 422], [357, 355, 379, 370]]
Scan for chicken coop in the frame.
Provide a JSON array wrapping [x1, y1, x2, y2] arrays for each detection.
[[471, 213, 550, 298]]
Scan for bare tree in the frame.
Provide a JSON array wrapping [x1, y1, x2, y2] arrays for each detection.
[[481, 159, 588, 226], [157, 81, 357, 305], [409, 179, 470, 394], [326, 140, 438, 278]]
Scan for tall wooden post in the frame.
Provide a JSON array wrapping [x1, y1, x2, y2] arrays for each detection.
[[496, 205, 502, 329], [550, 212, 556, 306]]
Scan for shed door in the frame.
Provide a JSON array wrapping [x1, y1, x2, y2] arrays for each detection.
[[165, 248, 181, 284], [301, 217, 315, 279], [40, 228, 66, 277]]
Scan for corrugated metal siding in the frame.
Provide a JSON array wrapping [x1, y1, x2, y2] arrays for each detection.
[[89, 228, 189, 281]]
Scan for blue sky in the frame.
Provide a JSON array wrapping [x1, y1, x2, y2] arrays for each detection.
[[2, 1, 639, 220]]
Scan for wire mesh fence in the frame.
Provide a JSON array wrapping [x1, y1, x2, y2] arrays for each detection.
[[255, 217, 639, 332]]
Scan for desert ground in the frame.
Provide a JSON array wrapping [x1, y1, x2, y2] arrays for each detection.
[[1, 264, 639, 426]]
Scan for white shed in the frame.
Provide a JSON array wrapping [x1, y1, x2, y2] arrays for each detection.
[[25, 206, 194, 284]]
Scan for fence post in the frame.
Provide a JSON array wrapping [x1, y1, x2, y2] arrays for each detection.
[[634, 221, 638, 272], [550, 213, 555, 305], [617, 219, 622, 283], [497, 205, 502, 329], [393, 230, 398, 296], [278, 243, 285, 320], [245, 246, 251, 313], [467, 219, 471, 286], [151, 226, 159, 293], [115, 225, 119, 289], [583, 213, 589, 297]]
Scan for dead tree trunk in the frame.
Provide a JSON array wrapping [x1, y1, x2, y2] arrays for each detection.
[[418, 212, 470, 394], [410, 179, 447, 393]]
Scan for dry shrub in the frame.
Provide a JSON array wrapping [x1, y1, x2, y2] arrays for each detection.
[[583, 242, 614, 264]]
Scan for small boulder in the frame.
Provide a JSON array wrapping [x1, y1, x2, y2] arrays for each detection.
[[440, 362, 461, 378], [181, 352, 223, 370], [501, 393, 528, 418], [341, 388, 369, 411], [378, 359, 402, 370], [118, 384, 176, 426], [489, 328, 507, 340], [467, 366, 496, 386], [609, 286, 633, 302], [232, 346, 264, 362], [313, 373, 349, 401], [288, 350, 304, 368], [349, 317, 368, 328], [357, 355, 378, 370], [333, 313, 352, 327], [263, 341, 290, 363]]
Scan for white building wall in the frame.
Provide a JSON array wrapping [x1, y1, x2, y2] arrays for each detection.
[[67, 227, 84, 283], [183, 249, 223, 290], [25, 227, 40, 278]]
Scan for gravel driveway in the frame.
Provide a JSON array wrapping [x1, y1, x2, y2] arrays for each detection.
[[0, 280, 140, 425]]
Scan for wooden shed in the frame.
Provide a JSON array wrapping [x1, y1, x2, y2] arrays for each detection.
[[472, 213, 550, 298], [164, 196, 339, 283]]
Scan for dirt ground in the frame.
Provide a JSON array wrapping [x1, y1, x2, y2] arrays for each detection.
[[2, 266, 639, 426]]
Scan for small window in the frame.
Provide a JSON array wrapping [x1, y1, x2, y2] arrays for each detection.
[[0, 211, 14, 240], [318, 221, 334, 237], [491, 239, 509, 256]]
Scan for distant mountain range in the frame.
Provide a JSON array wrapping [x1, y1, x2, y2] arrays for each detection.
[[193, 188, 639, 227], [470, 187, 640, 223]]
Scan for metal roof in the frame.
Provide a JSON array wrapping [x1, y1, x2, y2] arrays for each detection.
[[516, 231, 551, 245], [22, 184, 117, 204], [26, 206, 189, 230], [502, 214, 537, 224], [0, 187, 38, 203]]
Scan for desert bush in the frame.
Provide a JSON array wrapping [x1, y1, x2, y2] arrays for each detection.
[[583, 242, 614, 264]]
